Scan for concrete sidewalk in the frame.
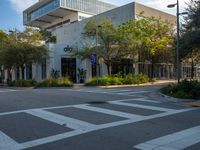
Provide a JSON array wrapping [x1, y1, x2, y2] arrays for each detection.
[[97, 80, 177, 88]]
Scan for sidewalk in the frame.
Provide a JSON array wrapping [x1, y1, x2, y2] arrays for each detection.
[[97, 80, 177, 88]]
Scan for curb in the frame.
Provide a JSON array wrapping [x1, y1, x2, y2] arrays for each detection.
[[93, 81, 177, 89], [159, 92, 199, 103]]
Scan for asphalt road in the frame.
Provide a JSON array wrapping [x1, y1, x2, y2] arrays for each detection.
[[0, 85, 199, 150]]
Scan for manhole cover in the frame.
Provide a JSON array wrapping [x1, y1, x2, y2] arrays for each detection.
[[87, 101, 108, 104]]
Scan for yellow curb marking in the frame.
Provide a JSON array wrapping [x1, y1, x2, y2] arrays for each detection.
[[184, 102, 200, 107]]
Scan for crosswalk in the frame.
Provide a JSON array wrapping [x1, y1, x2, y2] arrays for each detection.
[[59, 88, 153, 97], [0, 96, 197, 150]]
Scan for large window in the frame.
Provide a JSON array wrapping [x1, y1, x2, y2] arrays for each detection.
[[60, 0, 116, 15], [29, 0, 60, 22]]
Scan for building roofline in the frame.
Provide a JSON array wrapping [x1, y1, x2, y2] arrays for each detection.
[[23, 0, 117, 13], [23, 0, 52, 13], [134, 2, 176, 18]]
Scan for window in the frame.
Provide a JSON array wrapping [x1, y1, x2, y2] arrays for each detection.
[[30, 0, 60, 21]]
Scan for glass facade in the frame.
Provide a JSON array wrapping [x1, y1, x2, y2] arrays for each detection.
[[60, 0, 116, 15], [24, 0, 116, 25], [30, 0, 60, 22]]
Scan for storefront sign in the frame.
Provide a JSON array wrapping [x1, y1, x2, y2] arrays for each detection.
[[64, 45, 73, 53]]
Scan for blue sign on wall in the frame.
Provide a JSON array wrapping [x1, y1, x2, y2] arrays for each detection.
[[91, 54, 97, 65]]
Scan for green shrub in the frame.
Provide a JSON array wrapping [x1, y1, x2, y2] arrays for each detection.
[[123, 73, 149, 84], [86, 76, 123, 86], [8, 80, 37, 87], [36, 77, 73, 87], [86, 73, 149, 86], [172, 90, 193, 99], [85, 77, 98, 86], [149, 78, 157, 82], [161, 80, 200, 99]]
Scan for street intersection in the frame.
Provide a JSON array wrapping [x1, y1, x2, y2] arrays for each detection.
[[0, 86, 199, 150]]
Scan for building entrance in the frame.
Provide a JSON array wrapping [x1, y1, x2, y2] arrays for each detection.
[[61, 58, 76, 82]]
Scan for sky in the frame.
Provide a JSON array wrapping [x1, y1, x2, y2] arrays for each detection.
[[0, 0, 190, 32]]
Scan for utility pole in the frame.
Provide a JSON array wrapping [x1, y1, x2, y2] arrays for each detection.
[[167, 0, 188, 83]]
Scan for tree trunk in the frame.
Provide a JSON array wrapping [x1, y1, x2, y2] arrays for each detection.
[[191, 59, 194, 79], [7, 69, 12, 81], [20, 66, 25, 80], [151, 56, 155, 79], [107, 62, 112, 76]]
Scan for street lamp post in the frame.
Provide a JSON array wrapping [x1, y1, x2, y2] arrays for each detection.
[[167, 0, 188, 83]]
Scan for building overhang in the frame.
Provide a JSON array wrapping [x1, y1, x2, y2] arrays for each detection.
[[24, 0, 52, 14], [25, 7, 78, 29]]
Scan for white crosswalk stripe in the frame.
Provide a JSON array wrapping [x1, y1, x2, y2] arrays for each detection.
[[134, 126, 200, 150], [117, 98, 161, 103], [109, 101, 174, 112], [74, 104, 145, 119], [0, 131, 23, 150], [26, 109, 96, 130], [59, 88, 153, 96], [0, 89, 21, 93]]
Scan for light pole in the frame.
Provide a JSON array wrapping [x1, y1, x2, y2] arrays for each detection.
[[167, 0, 188, 83]]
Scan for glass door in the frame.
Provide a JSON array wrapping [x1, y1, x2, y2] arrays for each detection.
[[61, 58, 76, 82]]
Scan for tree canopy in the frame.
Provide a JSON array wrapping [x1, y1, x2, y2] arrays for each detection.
[[78, 16, 174, 77], [0, 28, 48, 80], [119, 16, 174, 77], [78, 19, 120, 75], [180, 0, 200, 61]]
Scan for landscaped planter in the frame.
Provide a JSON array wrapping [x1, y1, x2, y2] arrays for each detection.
[[160, 80, 200, 100]]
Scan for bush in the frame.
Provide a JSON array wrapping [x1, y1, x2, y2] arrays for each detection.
[[86, 73, 149, 86], [123, 73, 149, 84], [161, 80, 200, 99], [36, 77, 73, 88], [85, 76, 123, 86], [8, 80, 37, 87]]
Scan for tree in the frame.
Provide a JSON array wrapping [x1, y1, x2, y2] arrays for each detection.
[[0, 27, 48, 80], [78, 19, 120, 75], [119, 16, 174, 78], [118, 19, 144, 63], [143, 17, 174, 78], [180, 0, 200, 79], [0, 30, 8, 43], [40, 29, 57, 43]]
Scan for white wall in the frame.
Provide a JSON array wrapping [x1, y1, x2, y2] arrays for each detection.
[[45, 3, 135, 82]]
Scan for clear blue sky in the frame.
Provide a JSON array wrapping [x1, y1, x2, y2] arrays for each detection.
[[0, 0, 188, 32]]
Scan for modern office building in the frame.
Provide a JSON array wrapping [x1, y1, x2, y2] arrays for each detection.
[[20, 0, 177, 83]]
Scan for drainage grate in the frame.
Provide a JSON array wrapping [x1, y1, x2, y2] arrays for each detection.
[[87, 101, 108, 105]]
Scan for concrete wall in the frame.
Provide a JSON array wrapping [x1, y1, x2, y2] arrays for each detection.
[[135, 3, 176, 25]]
